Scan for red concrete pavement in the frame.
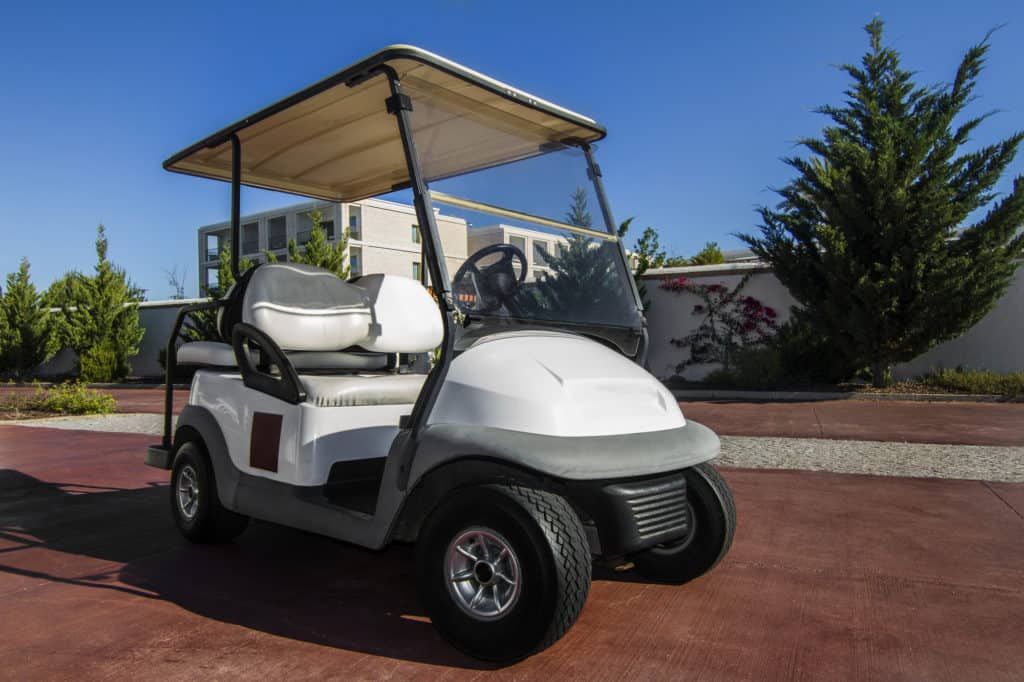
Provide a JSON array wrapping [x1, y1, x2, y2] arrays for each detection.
[[1, 424, 1022, 680], [681, 399, 1024, 446]]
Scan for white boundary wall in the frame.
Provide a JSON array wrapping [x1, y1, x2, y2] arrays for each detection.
[[641, 262, 1024, 381], [34, 263, 1023, 381]]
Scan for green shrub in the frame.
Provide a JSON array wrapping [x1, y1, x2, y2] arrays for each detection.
[[703, 345, 784, 389], [770, 318, 862, 385], [79, 341, 124, 383], [921, 368, 1024, 398], [1, 383, 116, 415]]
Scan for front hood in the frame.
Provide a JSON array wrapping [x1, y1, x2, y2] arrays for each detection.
[[429, 333, 685, 437]]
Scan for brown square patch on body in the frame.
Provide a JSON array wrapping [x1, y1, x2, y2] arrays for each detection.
[[250, 412, 283, 472]]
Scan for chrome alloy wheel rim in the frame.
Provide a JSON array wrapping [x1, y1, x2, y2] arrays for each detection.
[[445, 526, 521, 620], [176, 464, 200, 520]]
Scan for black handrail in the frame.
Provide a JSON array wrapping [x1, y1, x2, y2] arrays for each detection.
[[162, 300, 224, 448]]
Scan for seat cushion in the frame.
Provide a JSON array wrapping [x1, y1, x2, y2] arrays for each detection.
[[177, 341, 239, 367], [301, 373, 426, 407], [287, 351, 388, 372], [243, 263, 372, 351]]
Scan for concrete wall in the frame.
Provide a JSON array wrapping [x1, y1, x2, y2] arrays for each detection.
[[36, 262, 1022, 382], [641, 262, 1024, 381], [642, 264, 796, 381]]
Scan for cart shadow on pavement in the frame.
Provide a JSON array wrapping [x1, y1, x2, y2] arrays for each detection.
[[0, 469, 495, 670]]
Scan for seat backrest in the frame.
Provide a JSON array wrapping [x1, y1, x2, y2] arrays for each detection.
[[241, 263, 372, 351], [355, 274, 443, 353]]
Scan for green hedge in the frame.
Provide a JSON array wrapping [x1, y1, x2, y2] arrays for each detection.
[[921, 368, 1024, 398]]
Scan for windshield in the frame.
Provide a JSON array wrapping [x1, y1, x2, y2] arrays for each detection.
[[407, 94, 642, 333], [429, 154, 639, 327]]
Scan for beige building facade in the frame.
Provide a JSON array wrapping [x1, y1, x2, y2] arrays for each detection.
[[197, 197, 467, 291]]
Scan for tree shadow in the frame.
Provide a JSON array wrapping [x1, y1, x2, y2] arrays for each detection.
[[0, 469, 493, 670]]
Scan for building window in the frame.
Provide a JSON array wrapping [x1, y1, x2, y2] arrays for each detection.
[[323, 220, 335, 240], [349, 246, 362, 277], [268, 216, 287, 250], [348, 206, 362, 239], [533, 240, 550, 267], [508, 235, 527, 275], [411, 224, 421, 244], [412, 261, 421, 281], [205, 233, 221, 262], [242, 222, 259, 254]]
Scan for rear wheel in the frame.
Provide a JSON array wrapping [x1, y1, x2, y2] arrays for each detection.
[[415, 484, 591, 662], [632, 462, 735, 584], [170, 441, 249, 543]]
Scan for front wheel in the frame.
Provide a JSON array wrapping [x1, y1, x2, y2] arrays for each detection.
[[415, 484, 591, 662], [632, 462, 736, 584]]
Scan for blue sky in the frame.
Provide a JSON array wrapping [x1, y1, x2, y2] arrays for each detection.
[[1, 0, 1021, 298]]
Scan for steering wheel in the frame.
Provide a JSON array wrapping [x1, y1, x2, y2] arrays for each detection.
[[452, 243, 528, 313]]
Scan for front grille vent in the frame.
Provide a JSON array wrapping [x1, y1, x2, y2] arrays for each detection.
[[624, 480, 690, 540]]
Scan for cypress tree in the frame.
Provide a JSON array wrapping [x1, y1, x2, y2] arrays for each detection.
[[51, 225, 145, 380], [741, 19, 1024, 386], [0, 258, 53, 379]]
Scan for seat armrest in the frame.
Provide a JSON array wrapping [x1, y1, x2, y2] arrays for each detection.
[[231, 323, 307, 404]]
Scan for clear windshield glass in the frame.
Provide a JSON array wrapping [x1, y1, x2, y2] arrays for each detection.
[[430, 151, 640, 329], [408, 94, 641, 330]]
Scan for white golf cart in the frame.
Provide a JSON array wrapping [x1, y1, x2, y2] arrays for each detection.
[[146, 46, 735, 662]]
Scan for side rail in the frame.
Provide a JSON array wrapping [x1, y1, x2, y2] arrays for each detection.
[[160, 300, 224, 450], [231, 322, 306, 405]]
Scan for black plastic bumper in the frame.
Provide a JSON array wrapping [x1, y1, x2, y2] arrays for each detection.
[[145, 444, 173, 470], [563, 471, 691, 556]]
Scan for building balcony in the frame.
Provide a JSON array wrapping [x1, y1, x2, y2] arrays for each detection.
[[206, 248, 220, 261], [268, 235, 288, 250], [242, 240, 259, 254]]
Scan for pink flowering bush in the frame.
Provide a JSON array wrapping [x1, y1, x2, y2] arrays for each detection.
[[658, 273, 778, 373]]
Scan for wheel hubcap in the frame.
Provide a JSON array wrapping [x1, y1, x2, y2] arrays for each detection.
[[445, 527, 521, 620], [176, 464, 200, 520]]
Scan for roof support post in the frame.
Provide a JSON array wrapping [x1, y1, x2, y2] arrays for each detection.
[[376, 66, 456, 490], [582, 143, 649, 365], [230, 134, 241, 280]]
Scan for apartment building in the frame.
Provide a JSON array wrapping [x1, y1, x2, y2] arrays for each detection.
[[197, 197, 467, 291], [468, 224, 572, 282]]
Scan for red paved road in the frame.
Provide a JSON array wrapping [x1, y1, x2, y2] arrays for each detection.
[[4, 385, 1023, 446], [681, 399, 1024, 446], [1, 424, 1022, 680]]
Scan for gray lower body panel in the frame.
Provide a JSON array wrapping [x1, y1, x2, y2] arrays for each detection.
[[407, 421, 720, 486]]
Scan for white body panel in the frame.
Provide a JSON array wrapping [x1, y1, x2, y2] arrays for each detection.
[[190, 372, 407, 486], [429, 334, 685, 437], [187, 334, 683, 487]]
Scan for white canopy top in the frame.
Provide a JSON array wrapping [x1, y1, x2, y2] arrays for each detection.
[[163, 45, 606, 202]]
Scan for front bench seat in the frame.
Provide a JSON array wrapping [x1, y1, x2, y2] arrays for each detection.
[[185, 264, 442, 407], [301, 373, 427, 407]]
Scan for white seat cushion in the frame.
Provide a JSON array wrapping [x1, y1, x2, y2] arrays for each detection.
[[301, 373, 426, 407], [243, 263, 372, 351], [177, 341, 239, 367]]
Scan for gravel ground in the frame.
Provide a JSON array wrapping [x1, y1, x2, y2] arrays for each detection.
[[9, 413, 1023, 483], [8, 413, 170, 435], [719, 435, 1024, 483]]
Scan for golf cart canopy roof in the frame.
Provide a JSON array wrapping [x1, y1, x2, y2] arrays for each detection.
[[163, 45, 607, 202]]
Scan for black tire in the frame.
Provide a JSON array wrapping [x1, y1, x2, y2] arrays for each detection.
[[170, 440, 249, 543], [632, 462, 736, 584], [415, 484, 591, 662]]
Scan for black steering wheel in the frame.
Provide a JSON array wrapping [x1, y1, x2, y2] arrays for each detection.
[[452, 243, 528, 313]]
